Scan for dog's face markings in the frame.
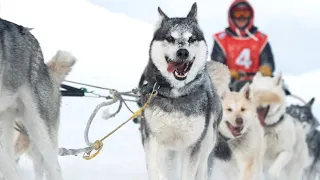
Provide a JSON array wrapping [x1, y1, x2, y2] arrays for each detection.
[[219, 83, 254, 139], [250, 72, 287, 126], [298, 99, 315, 123], [151, 2, 208, 88], [287, 97, 318, 132]]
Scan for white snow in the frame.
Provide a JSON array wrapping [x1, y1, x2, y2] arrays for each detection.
[[284, 70, 320, 118], [0, 0, 319, 179]]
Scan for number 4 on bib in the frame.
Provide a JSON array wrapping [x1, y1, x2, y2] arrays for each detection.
[[235, 48, 252, 69]]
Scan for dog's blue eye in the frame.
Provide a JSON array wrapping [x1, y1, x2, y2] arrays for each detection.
[[188, 36, 196, 43], [166, 36, 175, 43]]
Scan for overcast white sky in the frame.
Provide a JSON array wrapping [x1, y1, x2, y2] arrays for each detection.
[[89, 0, 319, 74]]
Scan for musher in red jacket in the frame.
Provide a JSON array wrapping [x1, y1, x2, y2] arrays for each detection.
[[211, 0, 275, 91]]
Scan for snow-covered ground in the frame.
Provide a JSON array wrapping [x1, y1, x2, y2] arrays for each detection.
[[0, 0, 319, 179]]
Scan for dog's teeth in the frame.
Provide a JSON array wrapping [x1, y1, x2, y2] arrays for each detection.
[[174, 71, 188, 78], [184, 64, 188, 71]]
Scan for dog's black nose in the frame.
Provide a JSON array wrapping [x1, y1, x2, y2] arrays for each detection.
[[235, 117, 243, 126], [176, 49, 189, 60]]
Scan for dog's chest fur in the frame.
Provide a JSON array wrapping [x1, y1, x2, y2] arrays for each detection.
[[217, 132, 253, 175], [145, 107, 209, 150], [147, 88, 218, 149], [219, 123, 264, 172], [264, 115, 298, 160], [229, 125, 263, 155]]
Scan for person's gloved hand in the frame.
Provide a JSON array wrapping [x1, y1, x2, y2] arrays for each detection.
[[230, 69, 240, 80], [259, 65, 272, 76]]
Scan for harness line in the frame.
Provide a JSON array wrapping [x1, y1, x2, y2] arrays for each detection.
[[58, 82, 158, 160], [82, 89, 157, 160]]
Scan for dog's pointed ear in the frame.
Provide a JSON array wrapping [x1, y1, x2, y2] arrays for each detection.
[[154, 7, 169, 31], [240, 83, 251, 100], [220, 90, 228, 100], [274, 72, 283, 86], [187, 2, 197, 19], [306, 97, 315, 107], [158, 7, 169, 20]]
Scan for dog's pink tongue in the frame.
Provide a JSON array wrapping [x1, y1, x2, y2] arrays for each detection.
[[257, 112, 266, 126], [167, 62, 184, 73], [167, 62, 177, 73], [230, 128, 239, 137]]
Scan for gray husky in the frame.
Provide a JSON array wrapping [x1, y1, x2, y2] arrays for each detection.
[[287, 98, 319, 133], [287, 98, 320, 180], [14, 50, 76, 179], [0, 18, 74, 180], [138, 3, 222, 180]]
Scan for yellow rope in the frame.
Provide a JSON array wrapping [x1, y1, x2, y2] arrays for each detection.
[[83, 90, 157, 160]]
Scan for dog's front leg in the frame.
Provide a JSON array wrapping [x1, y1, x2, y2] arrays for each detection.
[[144, 136, 168, 180], [285, 158, 308, 180], [238, 156, 254, 180], [253, 155, 265, 180], [254, 140, 266, 180], [268, 150, 293, 180], [240, 155, 265, 180], [165, 150, 180, 179], [180, 147, 202, 180]]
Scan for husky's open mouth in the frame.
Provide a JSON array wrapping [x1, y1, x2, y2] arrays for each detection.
[[165, 56, 195, 80], [226, 121, 243, 137], [257, 105, 270, 126]]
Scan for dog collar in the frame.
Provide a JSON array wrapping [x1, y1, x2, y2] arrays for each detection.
[[264, 114, 285, 128], [218, 131, 231, 142], [140, 83, 158, 94], [140, 83, 175, 100], [140, 82, 193, 99]]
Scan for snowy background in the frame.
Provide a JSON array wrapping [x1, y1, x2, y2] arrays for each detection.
[[0, 0, 319, 179]]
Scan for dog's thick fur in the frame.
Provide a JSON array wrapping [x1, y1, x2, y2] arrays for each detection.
[[13, 50, 76, 167], [287, 98, 320, 180], [250, 72, 309, 180], [138, 3, 222, 180], [0, 18, 75, 180], [287, 98, 318, 135], [214, 83, 266, 180], [206, 60, 230, 97]]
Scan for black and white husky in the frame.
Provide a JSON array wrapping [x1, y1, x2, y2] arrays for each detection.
[[138, 3, 223, 180]]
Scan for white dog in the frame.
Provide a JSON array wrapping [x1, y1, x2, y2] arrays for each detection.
[[214, 83, 266, 180], [250, 72, 309, 180]]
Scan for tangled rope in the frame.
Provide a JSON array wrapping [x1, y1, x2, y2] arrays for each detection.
[[58, 81, 157, 160]]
